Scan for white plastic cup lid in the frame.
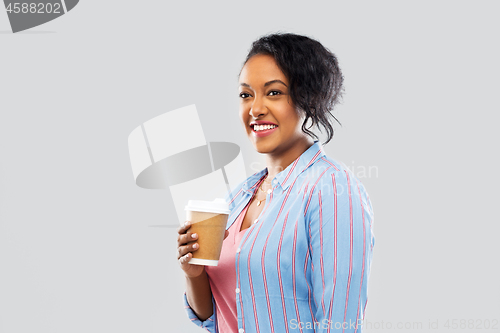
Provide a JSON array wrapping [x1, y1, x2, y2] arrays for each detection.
[[185, 198, 230, 215]]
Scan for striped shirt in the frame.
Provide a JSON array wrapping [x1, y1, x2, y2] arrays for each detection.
[[183, 140, 375, 333]]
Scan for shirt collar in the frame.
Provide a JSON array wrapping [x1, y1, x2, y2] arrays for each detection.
[[242, 140, 326, 194]]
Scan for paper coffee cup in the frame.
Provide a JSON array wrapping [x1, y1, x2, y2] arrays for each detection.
[[184, 198, 230, 266]]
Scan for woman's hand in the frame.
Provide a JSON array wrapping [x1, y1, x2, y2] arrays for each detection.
[[177, 221, 229, 278]]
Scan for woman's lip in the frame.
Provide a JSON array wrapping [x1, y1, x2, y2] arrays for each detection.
[[252, 126, 278, 138]]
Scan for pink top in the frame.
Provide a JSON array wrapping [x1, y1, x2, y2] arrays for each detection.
[[204, 201, 250, 333]]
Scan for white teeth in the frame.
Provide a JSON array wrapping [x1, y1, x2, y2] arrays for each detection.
[[253, 124, 277, 131]]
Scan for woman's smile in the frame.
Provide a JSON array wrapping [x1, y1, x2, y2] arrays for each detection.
[[250, 120, 279, 137]]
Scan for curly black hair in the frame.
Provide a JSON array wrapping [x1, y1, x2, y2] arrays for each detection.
[[242, 32, 344, 145]]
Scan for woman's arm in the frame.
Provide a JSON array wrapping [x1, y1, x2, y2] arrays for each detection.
[[184, 270, 213, 320], [307, 170, 374, 332]]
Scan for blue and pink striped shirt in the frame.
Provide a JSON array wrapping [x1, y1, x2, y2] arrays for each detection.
[[183, 141, 375, 333]]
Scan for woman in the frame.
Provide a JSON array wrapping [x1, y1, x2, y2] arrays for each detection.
[[177, 33, 374, 333]]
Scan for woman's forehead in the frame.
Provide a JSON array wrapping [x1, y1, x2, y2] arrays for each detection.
[[239, 54, 287, 85]]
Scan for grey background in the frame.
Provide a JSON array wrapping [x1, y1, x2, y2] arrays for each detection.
[[1, 1, 499, 332]]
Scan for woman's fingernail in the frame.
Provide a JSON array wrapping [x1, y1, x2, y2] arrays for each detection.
[[193, 243, 198, 249], [191, 233, 197, 239], [184, 221, 189, 226]]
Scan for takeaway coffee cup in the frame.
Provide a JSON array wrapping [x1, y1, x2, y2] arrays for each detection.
[[184, 198, 230, 266]]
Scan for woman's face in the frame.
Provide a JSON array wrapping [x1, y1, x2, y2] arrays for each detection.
[[239, 54, 309, 156]]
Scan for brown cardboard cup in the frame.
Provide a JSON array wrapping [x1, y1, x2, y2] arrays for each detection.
[[184, 199, 230, 266]]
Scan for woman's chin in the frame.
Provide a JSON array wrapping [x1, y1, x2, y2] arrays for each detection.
[[251, 140, 277, 155]]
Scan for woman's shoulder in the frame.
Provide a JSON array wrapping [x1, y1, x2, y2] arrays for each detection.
[[306, 155, 369, 198], [303, 155, 373, 219], [308, 154, 351, 183]]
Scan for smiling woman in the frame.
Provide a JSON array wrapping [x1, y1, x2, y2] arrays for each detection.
[[177, 33, 375, 333]]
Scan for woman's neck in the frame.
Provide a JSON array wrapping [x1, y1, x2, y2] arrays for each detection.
[[264, 138, 315, 182]]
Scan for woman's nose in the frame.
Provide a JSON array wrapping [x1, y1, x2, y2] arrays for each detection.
[[249, 96, 267, 118]]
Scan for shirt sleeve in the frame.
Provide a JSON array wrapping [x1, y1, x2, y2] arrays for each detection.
[[306, 169, 374, 332], [182, 291, 217, 332]]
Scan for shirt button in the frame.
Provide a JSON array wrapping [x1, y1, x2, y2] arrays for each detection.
[[273, 179, 277, 183], [239, 329, 244, 333], [253, 219, 258, 224], [236, 248, 241, 253], [235, 288, 240, 293]]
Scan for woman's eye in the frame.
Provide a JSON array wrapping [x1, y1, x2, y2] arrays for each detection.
[[239, 92, 250, 98], [268, 90, 281, 96]]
